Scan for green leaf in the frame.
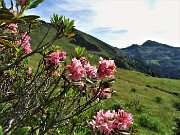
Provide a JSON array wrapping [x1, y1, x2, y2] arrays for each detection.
[[29, 0, 44, 9], [75, 46, 85, 58], [25, 0, 32, 6], [0, 0, 6, 8], [0, 19, 23, 23], [0, 126, 2, 135], [0, 38, 15, 48], [0, 8, 12, 14], [0, 9, 19, 23], [14, 127, 31, 135], [0, 9, 15, 20], [86, 78, 94, 84], [20, 15, 40, 23]]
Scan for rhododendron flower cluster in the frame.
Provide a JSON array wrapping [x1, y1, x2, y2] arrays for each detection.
[[7, 23, 18, 35], [66, 57, 98, 81], [66, 58, 86, 81], [79, 57, 97, 78], [100, 88, 111, 99], [66, 56, 116, 82], [90, 109, 133, 135], [18, 32, 32, 54], [98, 57, 116, 80], [46, 51, 66, 66], [93, 87, 112, 99], [2, 22, 32, 54], [84, 63, 97, 78]]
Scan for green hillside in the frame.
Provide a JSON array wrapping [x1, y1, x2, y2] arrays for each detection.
[[103, 68, 180, 134], [28, 22, 180, 134], [121, 40, 180, 79]]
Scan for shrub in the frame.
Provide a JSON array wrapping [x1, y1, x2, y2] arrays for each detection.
[[173, 118, 180, 135], [111, 103, 123, 111], [154, 96, 163, 103], [136, 114, 165, 133], [130, 87, 137, 92], [125, 100, 144, 113], [172, 98, 180, 111]]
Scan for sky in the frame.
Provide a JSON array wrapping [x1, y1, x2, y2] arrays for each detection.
[[24, 0, 180, 48]]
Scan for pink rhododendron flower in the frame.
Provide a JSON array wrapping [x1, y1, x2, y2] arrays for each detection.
[[79, 57, 97, 78], [46, 51, 66, 66], [97, 57, 116, 80], [100, 88, 111, 99], [27, 67, 32, 74], [79, 82, 85, 88], [112, 109, 133, 130], [84, 63, 97, 78], [7, 23, 18, 35], [90, 109, 133, 134], [93, 87, 99, 94], [47, 52, 61, 66], [59, 51, 66, 60], [90, 110, 114, 134], [18, 32, 32, 54], [66, 58, 86, 81], [79, 57, 88, 65], [100, 92, 111, 99]]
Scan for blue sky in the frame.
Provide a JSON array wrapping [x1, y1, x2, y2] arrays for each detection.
[[24, 0, 180, 48]]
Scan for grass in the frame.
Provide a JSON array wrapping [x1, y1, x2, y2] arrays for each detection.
[[101, 68, 180, 134]]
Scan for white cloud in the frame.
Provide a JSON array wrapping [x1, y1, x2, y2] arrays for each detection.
[[85, 0, 179, 47], [25, 0, 180, 48]]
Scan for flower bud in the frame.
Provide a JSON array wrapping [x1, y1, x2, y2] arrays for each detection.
[[18, 0, 26, 8]]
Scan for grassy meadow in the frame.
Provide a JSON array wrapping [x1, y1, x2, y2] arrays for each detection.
[[102, 68, 180, 134]]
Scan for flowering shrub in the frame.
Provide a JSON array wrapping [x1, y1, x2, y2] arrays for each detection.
[[90, 109, 133, 134], [19, 32, 32, 54], [0, 0, 133, 134], [66, 58, 86, 81], [98, 57, 116, 80], [46, 51, 66, 66]]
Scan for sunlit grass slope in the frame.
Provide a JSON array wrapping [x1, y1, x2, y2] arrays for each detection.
[[103, 68, 180, 134]]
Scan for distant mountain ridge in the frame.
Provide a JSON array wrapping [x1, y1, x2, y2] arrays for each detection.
[[121, 40, 180, 79]]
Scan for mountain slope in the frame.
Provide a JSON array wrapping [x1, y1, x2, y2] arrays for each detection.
[[105, 68, 180, 134], [121, 40, 180, 79], [30, 21, 154, 76]]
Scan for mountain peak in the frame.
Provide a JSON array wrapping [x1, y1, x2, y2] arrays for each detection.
[[142, 40, 160, 47], [122, 44, 140, 50], [121, 40, 180, 79], [142, 40, 173, 48]]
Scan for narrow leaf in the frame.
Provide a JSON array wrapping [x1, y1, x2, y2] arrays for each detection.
[[20, 15, 40, 23], [0, 38, 15, 48], [0, 0, 6, 8], [0, 126, 2, 135], [29, 0, 44, 9], [14, 127, 31, 135]]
